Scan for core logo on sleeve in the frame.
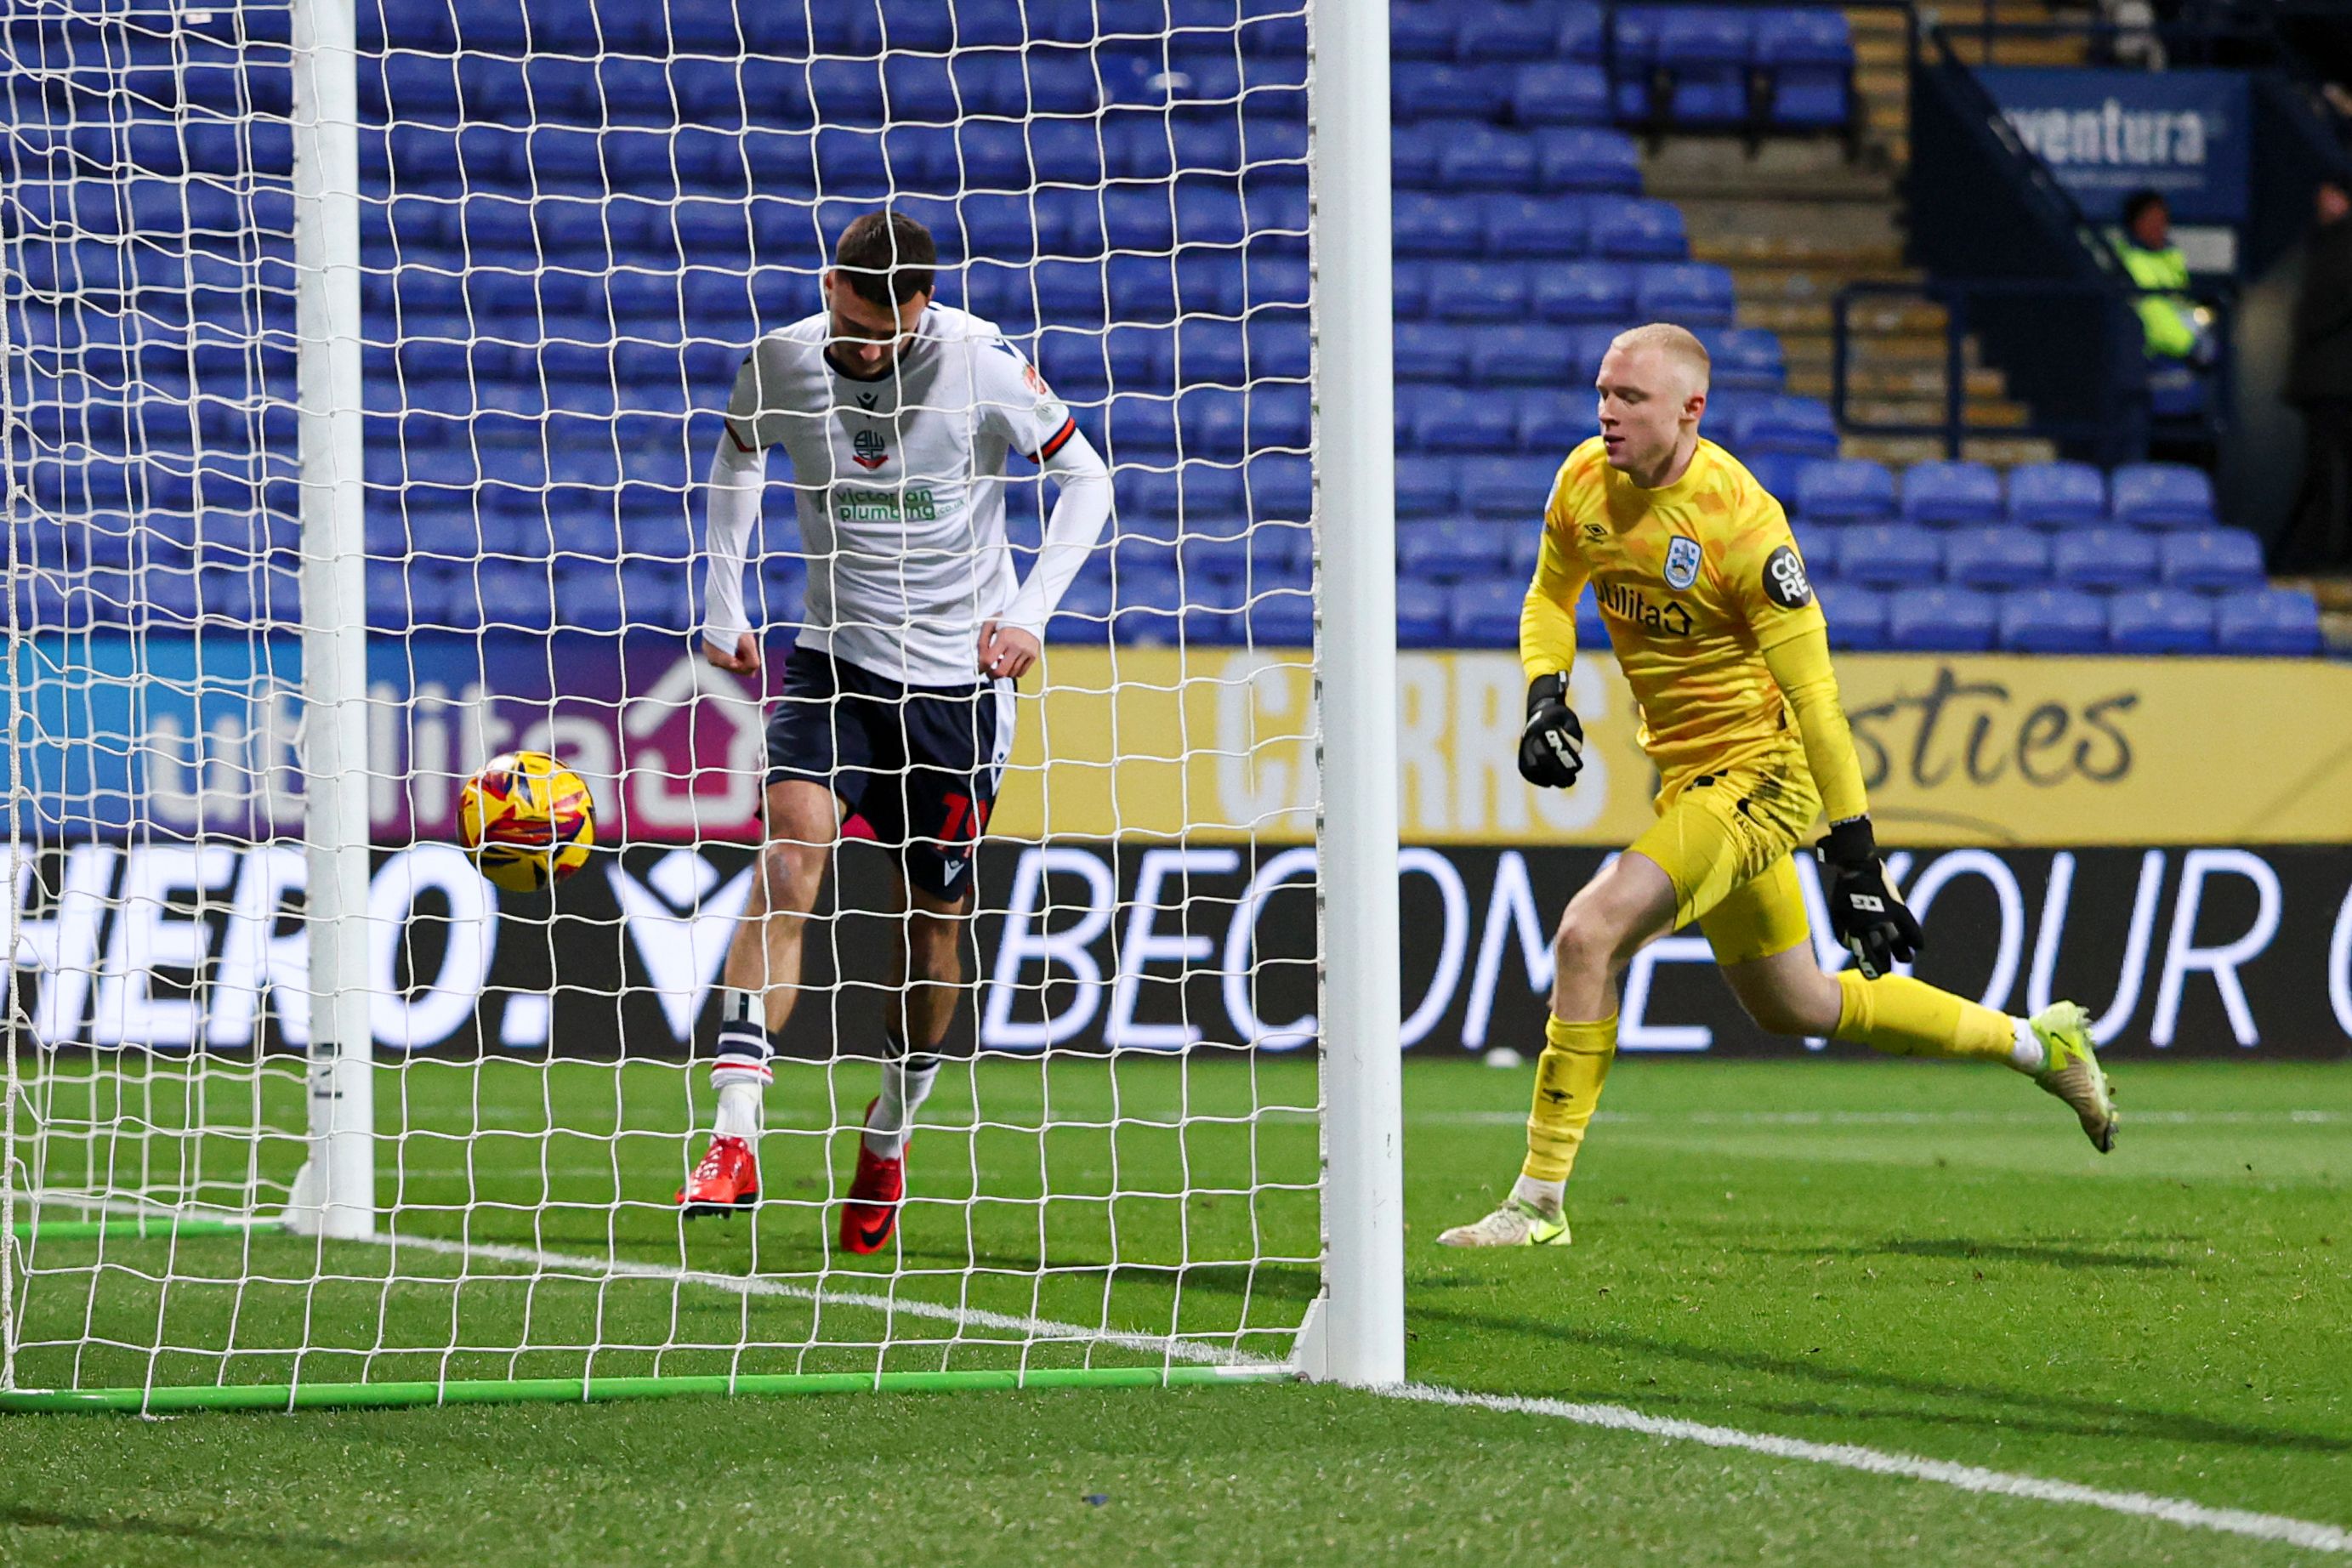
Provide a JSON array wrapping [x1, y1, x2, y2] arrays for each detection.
[[850, 428, 889, 470], [1662, 535, 1702, 592], [1763, 543, 1814, 610]]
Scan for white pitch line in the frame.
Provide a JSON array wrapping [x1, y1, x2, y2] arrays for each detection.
[[379, 1231, 1281, 1373], [382, 1229, 2352, 1555], [1383, 1383, 2352, 1557]]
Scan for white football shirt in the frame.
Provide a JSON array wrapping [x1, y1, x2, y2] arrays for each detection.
[[711, 303, 1084, 688]]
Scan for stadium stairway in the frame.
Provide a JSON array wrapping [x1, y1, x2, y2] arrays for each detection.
[[1846, 0, 2086, 171], [1639, 139, 2054, 469]]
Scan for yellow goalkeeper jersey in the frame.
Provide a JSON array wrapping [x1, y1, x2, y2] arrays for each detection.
[[1520, 435, 1865, 821]]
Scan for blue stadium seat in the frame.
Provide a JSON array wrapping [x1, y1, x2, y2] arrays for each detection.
[[2003, 461, 2107, 528], [1741, 452, 1808, 501], [1793, 458, 1895, 524], [1554, 1, 1606, 60], [1536, 129, 1644, 195], [2051, 526, 2158, 590], [1654, 8, 1754, 125], [1434, 125, 1540, 191], [1396, 191, 1486, 259], [1457, 4, 1561, 62], [1248, 455, 1315, 521], [1533, 261, 1635, 323], [1942, 526, 2049, 590], [1397, 579, 1452, 646], [1427, 262, 1531, 321], [1482, 195, 1591, 259], [1399, 518, 1514, 581], [1511, 63, 1611, 126], [1397, 457, 1462, 518], [1887, 586, 1998, 651], [1392, 117, 1487, 187], [2110, 462, 2218, 529], [2159, 528, 2267, 592], [1236, 582, 1312, 646], [1836, 523, 1941, 588], [1817, 582, 1889, 651], [1514, 389, 1598, 452], [1451, 577, 1526, 647], [1395, 321, 1469, 383], [1634, 262, 1736, 327], [1702, 327, 1787, 393], [1461, 457, 1560, 519], [1788, 521, 1838, 579], [1899, 460, 2003, 526], [1588, 196, 1687, 258], [1755, 8, 1854, 127], [1393, 261, 1432, 320], [1405, 387, 1519, 453], [1728, 396, 1838, 458], [1392, 3, 1457, 61], [1395, 62, 1508, 122], [1997, 586, 2109, 653], [1467, 325, 1578, 386], [2214, 587, 2324, 656], [2106, 588, 2216, 654], [1568, 323, 1626, 383]]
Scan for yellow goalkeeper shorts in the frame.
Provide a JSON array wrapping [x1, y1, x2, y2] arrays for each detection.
[[1625, 756, 1819, 967]]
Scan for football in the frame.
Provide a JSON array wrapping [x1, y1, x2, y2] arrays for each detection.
[[457, 750, 596, 893]]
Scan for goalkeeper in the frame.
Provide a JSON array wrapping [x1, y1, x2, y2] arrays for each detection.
[[1439, 324, 2116, 1250], [679, 211, 1111, 1251]]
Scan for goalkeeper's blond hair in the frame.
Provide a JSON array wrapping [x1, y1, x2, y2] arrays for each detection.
[[1610, 321, 1712, 397]]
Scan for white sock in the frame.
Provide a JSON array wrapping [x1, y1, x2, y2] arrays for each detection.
[[863, 1054, 941, 1158], [708, 988, 770, 1140], [1511, 1173, 1565, 1217], [2009, 1015, 2047, 1073]]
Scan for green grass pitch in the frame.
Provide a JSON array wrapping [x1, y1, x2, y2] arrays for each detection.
[[3, 1055, 2347, 1565]]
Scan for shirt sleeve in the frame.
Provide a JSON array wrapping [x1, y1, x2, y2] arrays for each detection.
[[1721, 492, 1827, 655], [723, 343, 774, 451], [701, 427, 770, 655], [1761, 622, 1869, 825], [973, 338, 1081, 462], [1519, 474, 1590, 683], [998, 424, 1112, 639]]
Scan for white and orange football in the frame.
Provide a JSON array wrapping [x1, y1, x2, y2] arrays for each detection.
[[457, 750, 596, 893]]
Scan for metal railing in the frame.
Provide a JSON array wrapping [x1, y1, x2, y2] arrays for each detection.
[[1830, 276, 2233, 461]]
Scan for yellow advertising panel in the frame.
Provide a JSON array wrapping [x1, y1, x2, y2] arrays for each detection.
[[995, 646, 2352, 847]]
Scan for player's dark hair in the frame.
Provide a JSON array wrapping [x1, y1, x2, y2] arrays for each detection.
[[2121, 188, 2167, 228], [833, 212, 937, 310]]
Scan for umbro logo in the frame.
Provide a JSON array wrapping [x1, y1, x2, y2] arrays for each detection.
[[1581, 522, 1607, 542]]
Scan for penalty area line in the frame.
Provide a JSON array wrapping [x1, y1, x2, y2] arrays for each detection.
[[377, 1232, 2349, 1554], [1380, 1383, 2352, 1556]]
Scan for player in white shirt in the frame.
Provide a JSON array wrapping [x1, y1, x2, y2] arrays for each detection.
[[677, 212, 1113, 1251]]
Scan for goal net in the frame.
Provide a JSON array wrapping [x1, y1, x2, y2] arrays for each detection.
[[2, 0, 1398, 1410]]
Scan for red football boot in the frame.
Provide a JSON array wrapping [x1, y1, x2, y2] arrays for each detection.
[[838, 1099, 906, 1254], [675, 1134, 759, 1219]]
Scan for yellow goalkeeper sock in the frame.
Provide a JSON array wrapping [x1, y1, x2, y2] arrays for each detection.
[[1832, 969, 2015, 1063], [1521, 1013, 1618, 1183]]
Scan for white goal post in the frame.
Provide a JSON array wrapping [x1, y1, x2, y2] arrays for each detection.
[[1, 0, 1400, 1407]]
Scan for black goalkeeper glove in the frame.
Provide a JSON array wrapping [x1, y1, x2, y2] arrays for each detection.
[[1516, 673, 1584, 790], [1815, 816, 1923, 981]]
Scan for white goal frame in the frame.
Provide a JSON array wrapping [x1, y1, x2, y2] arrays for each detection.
[[1, 0, 1400, 1406]]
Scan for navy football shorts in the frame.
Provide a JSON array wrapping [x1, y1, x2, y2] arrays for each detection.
[[763, 646, 1014, 903]]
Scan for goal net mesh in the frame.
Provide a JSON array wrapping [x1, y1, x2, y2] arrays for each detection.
[[3, 0, 1322, 1400]]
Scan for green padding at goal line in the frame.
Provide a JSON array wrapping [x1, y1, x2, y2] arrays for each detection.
[[0, 1363, 1291, 1415]]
